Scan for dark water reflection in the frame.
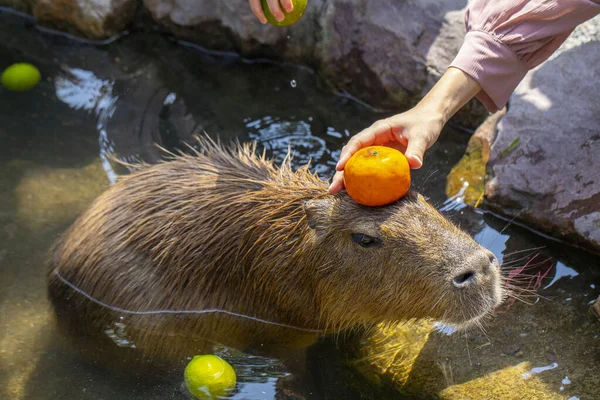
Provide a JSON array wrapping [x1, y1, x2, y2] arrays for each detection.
[[1, 9, 599, 400]]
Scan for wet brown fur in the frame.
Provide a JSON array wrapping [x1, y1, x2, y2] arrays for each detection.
[[47, 136, 503, 371]]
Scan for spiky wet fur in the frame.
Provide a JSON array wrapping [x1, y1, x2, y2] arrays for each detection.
[[47, 136, 503, 367]]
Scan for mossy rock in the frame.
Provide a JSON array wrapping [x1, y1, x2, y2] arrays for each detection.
[[440, 362, 564, 400]]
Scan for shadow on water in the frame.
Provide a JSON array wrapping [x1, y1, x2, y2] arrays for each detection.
[[1, 8, 599, 400]]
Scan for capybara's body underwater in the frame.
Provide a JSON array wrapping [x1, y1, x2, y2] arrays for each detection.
[[48, 137, 503, 371]]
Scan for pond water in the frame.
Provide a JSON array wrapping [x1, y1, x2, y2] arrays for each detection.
[[1, 9, 599, 400]]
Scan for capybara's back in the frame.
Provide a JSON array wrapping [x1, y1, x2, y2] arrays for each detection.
[[48, 136, 503, 371]]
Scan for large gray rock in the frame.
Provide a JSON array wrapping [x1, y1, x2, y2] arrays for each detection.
[[0, 0, 137, 39], [485, 17, 600, 253], [142, 0, 486, 126], [34, 0, 137, 39]]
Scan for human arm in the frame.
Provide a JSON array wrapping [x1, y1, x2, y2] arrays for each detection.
[[451, 0, 600, 112]]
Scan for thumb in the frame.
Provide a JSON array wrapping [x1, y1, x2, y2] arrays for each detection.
[[403, 133, 429, 169]]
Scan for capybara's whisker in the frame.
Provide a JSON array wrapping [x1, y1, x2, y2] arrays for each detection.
[[502, 246, 546, 258]]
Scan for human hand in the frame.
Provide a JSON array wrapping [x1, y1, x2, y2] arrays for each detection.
[[248, 0, 294, 24], [328, 107, 444, 194], [328, 67, 482, 194]]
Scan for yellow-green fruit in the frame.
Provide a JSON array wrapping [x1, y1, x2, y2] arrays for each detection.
[[184, 355, 237, 399], [261, 0, 308, 27], [1, 63, 41, 92]]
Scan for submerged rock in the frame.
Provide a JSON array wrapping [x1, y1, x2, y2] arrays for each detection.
[[484, 17, 600, 253], [446, 108, 505, 207], [346, 321, 443, 398], [440, 362, 564, 400]]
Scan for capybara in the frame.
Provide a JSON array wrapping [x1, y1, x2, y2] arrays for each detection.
[[47, 136, 504, 371]]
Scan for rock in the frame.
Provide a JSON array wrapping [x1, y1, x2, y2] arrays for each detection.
[[0, 0, 137, 39], [592, 295, 600, 319], [484, 17, 600, 253], [446, 108, 506, 206], [440, 362, 564, 400], [502, 344, 521, 356], [142, 0, 487, 127], [142, 0, 304, 54], [347, 320, 442, 396]]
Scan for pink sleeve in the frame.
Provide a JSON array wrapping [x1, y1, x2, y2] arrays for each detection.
[[449, 0, 600, 112]]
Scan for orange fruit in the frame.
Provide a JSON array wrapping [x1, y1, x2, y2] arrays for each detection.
[[343, 146, 411, 206]]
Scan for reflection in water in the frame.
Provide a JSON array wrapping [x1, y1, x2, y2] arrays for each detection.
[[544, 262, 580, 289], [54, 68, 114, 113], [439, 181, 468, 212], [105, 321, 137, 349], [54, 66, 120, 184], [474, 224, 509, 265], [246, 116, 333, 175], [522, 362, 558, 379], [432, 322, 458, 336]]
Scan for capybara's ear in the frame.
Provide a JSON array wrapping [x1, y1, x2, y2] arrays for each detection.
[[303, 198, 332, 232]]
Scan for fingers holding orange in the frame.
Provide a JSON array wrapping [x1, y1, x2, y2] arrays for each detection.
[[336, 119, 397, 171]]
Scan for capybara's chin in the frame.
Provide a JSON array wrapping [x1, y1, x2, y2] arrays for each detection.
[[47, 136, 504, 366]]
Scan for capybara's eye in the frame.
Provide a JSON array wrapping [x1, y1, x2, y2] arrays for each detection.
[[351, 233, 382, 249]]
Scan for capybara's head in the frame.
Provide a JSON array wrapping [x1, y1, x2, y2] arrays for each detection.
[[303, 191, 503, 331]]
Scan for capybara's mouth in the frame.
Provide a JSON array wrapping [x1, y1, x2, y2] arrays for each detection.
[[435, 311, 491, 334], [438, 286, 505, 331]]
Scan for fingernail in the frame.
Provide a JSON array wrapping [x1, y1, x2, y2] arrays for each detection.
[[407, 154, 422, 169], [286, 4, 294, 12]]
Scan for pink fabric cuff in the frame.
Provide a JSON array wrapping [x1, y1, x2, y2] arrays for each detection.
[[450, 30, 529, 112]]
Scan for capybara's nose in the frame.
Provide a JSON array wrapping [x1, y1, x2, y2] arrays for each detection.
[[452, 269, 477, 288], [452, 249, 498, 288]]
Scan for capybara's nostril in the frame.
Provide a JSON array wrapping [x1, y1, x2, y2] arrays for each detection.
[[483, 250, 499, 272], [453, 270, 476, 288]]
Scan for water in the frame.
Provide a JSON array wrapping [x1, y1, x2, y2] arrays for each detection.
[[1, 10, 599, 400]]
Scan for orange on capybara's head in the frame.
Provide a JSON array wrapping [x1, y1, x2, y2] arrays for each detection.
[[343, 146, 410, 207]]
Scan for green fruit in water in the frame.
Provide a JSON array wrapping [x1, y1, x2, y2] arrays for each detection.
[[184, 355, 237, 399], [261, 0, 308, 27], [1, 63, 41, 92]]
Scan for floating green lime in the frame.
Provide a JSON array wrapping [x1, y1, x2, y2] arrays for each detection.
[[184, 355, 237, 399], [261, 0, 308, 27], [1, 63, 41, 92]]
